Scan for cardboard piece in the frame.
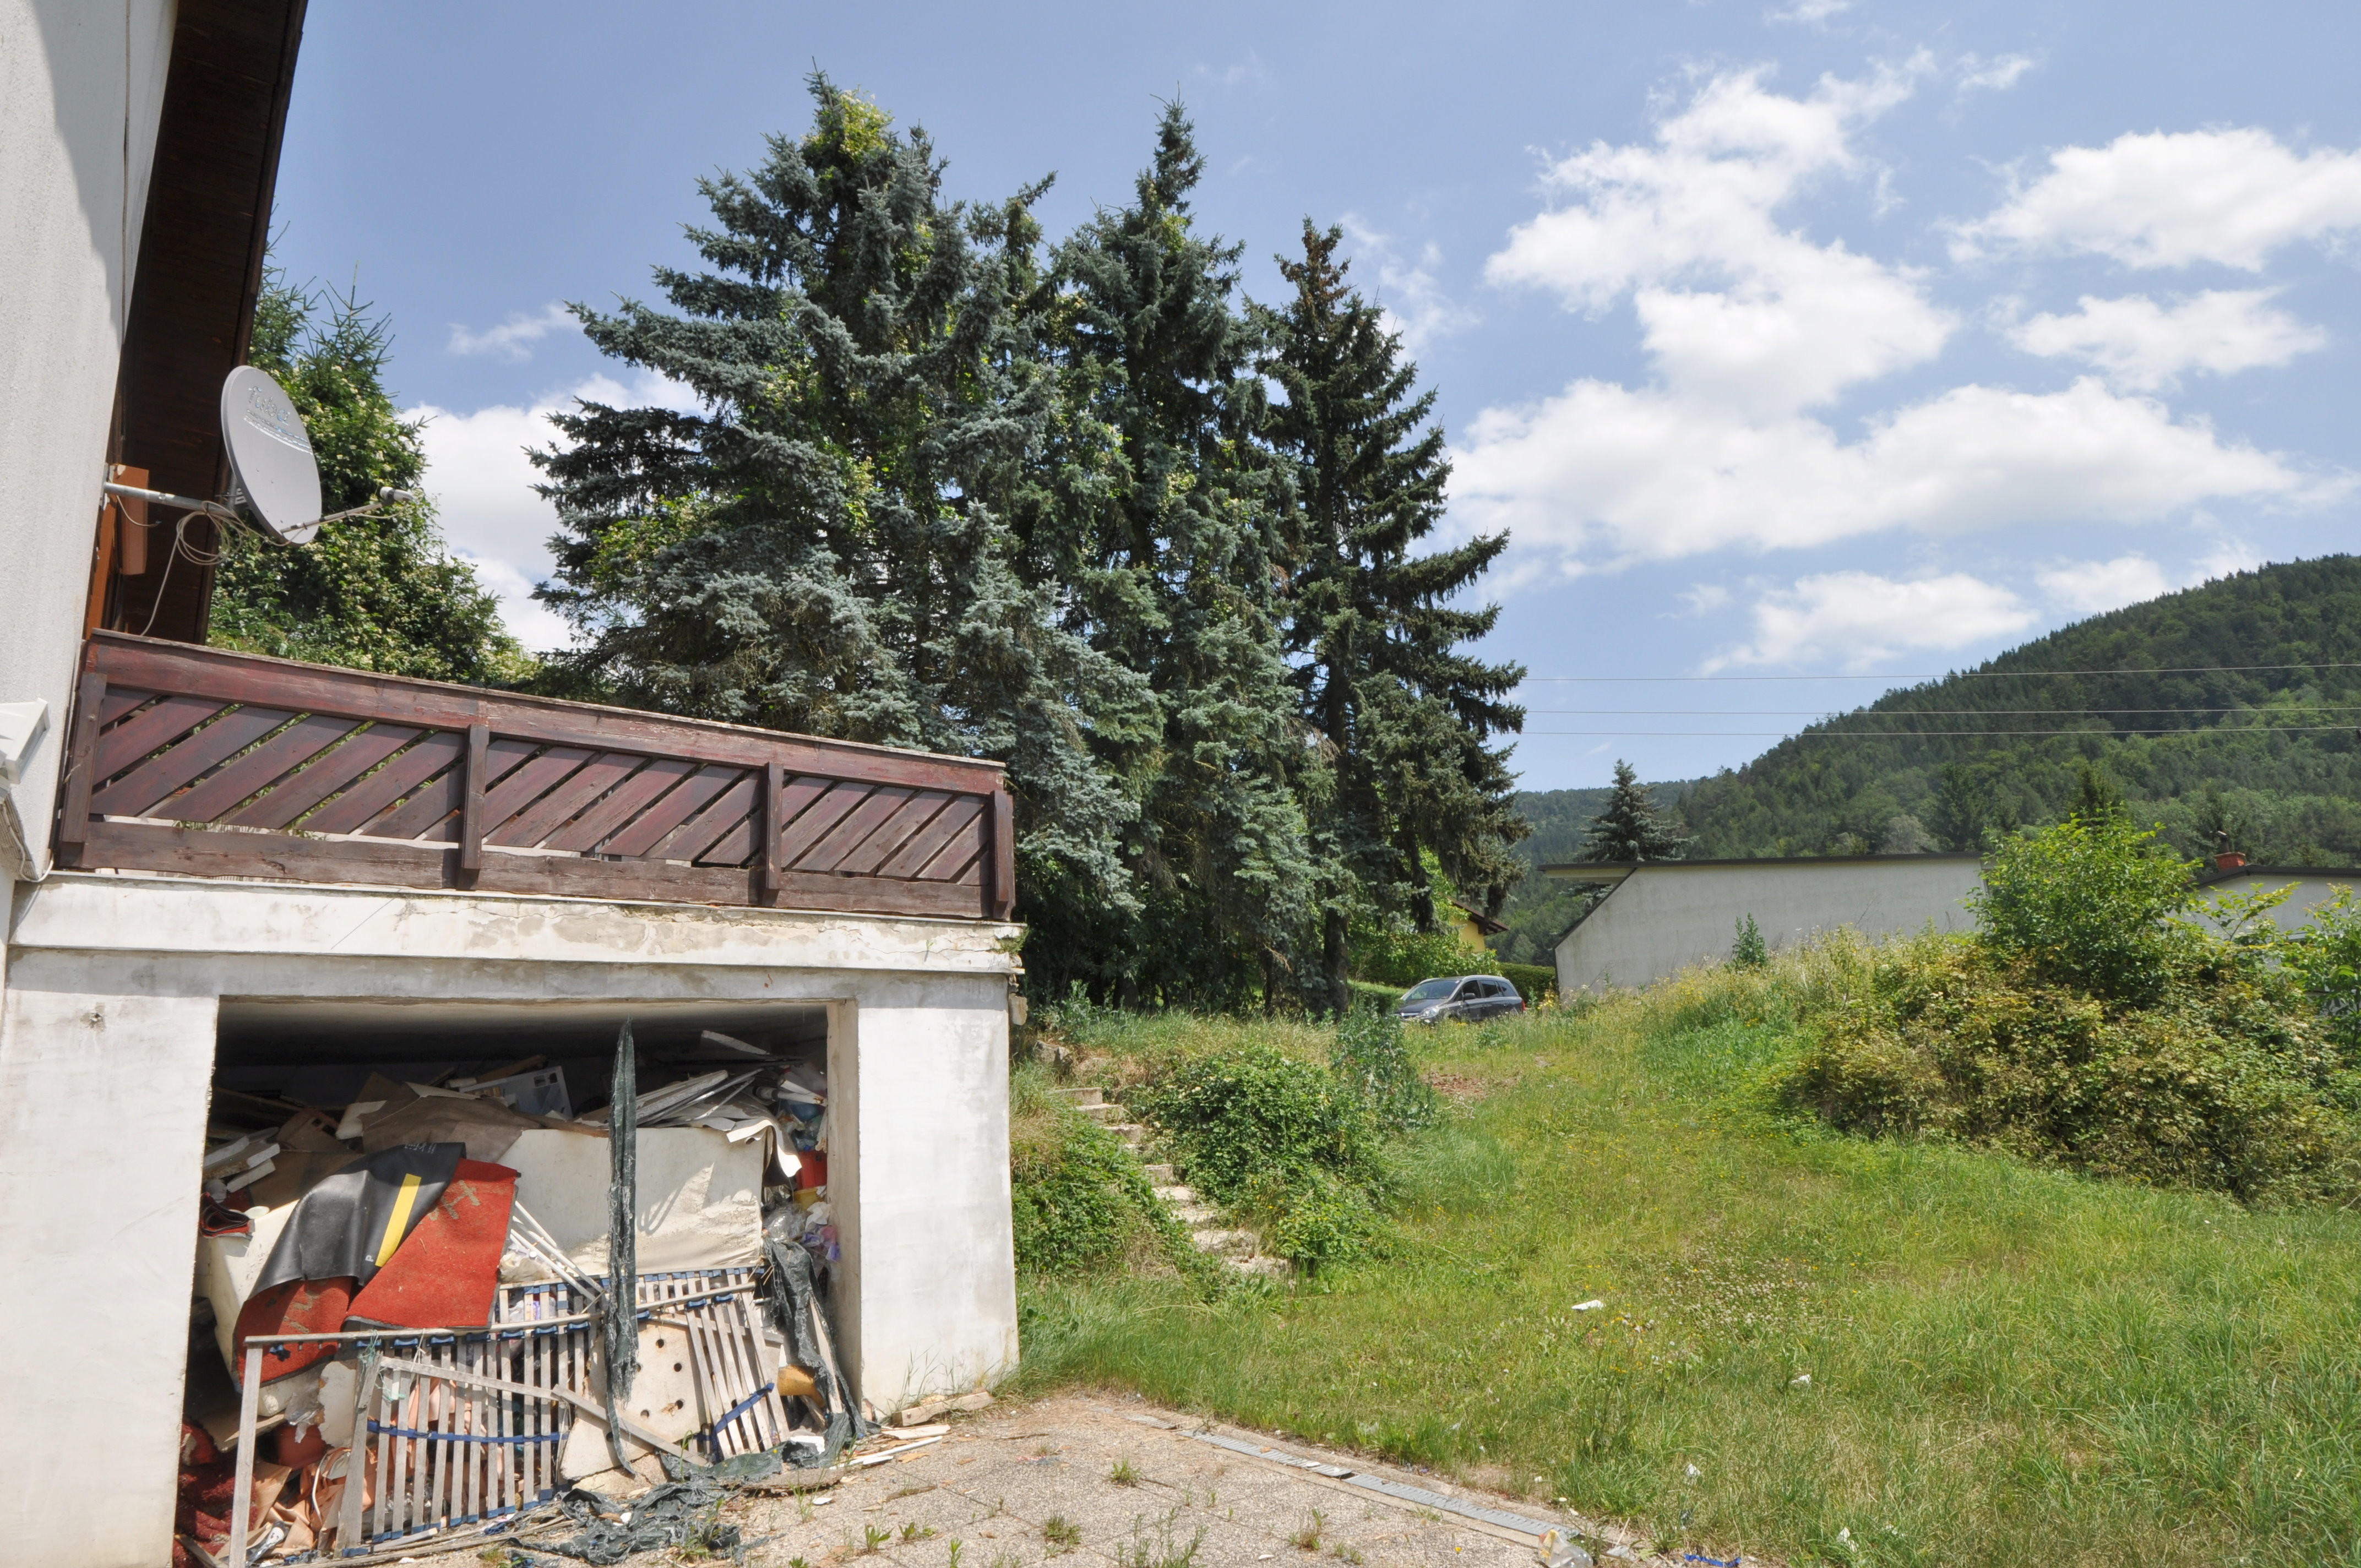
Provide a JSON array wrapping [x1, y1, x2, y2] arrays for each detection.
[[498, 1127, 764, 1282]]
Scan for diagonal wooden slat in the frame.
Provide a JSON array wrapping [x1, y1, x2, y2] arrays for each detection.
[[227, 723, 414, 830], [778, 781, 870, 869], [918, 824, 985, 883], [540, 755, 697, 853], [602, 764, 740, 858], [301, 731, 464, 834], [91, 705, 296, 819], [367, 737, 535, 841], [672, 775, 760, 864], [99, 688, 152, 726], [832, 790, 951, 876], [476, 745, 596, 840], [652, 772, 756, 863], [165, 713, 354, 823], [953, 854, 983, 885], [796, 785, 918, 874], [876, 794, 981, 879], [491, 751, 643, 848], [95, 693, 225, 781]]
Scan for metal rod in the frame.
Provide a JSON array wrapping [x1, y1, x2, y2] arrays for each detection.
[[228, 1343, 263, 1566]]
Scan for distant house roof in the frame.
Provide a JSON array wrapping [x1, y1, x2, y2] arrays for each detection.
[[1542, 852, 1981, 883], [1451, 899, 1507, 937]]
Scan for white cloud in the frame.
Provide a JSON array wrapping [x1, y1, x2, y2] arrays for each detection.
[[2036, 553, 2172, 615], [410, 369, 698, 652], [1954, 128, 2361, 269], [1767, 0, 1851, 25], [1485, 61, 1949, 415], [2010, 289, 2325, 391], [1462, 69, 2340, 578], [1342, 219, 1478, 350], [1711, 571, 2036, 670], [447, 302, 578, 363], [1957, 53, 2034, 95], [1452, 374, 2321, 566]]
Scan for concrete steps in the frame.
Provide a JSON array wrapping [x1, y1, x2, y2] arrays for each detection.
[[1054, 1091, 1290, 1280]]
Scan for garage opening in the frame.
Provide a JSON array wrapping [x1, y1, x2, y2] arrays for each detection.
[[179, 998, 850, 1561]]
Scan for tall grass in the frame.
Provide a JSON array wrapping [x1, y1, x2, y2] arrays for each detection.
[[1014, 946, 2361, 1567]]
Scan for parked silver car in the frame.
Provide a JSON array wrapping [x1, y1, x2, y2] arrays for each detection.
[[1394, 974, 1527, 1024]]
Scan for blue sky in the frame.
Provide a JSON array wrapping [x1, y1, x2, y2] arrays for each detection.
[[271, 1, 2361, 791]]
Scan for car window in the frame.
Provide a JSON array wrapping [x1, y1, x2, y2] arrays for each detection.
[[1483, 979, 1514, 998], [1401, 978, 1455, 1002]]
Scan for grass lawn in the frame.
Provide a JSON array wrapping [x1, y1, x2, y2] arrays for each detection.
[[1013, 995, 2361, 1567]]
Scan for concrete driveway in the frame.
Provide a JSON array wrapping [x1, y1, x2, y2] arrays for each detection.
[[716, 1395, 1708, 1568]]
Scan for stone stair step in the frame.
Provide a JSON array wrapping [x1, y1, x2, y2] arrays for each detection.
[[1108, 1123, 1146, 1145], [1190, 1228, 1259, 1257], [1151, 1184, 1196, 1203], [1139, 1163, 1177, 1185], [1227, 1255, 1293, 1279], [1051, 1086, 1106, 1108], [1172, 1204, 1220, 1225], [1076, 1102, 1125, 1124]]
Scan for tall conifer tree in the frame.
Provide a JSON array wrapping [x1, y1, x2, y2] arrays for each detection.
[[1263, 224, 1526, 1012], [1023, 105, 1314, 1008], [535, 77, 1143, 918]]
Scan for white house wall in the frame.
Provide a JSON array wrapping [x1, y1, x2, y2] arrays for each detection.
[[0, 0, 177, 877], [2194, 871, 2361, 933], [1, 872, 1020, 1568], [1555, 858, 1984, 994]]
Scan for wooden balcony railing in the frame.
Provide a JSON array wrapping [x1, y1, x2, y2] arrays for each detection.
[[55, 632, 1014, 921]]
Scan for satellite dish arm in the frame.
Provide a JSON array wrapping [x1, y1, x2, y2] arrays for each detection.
[[98, 479, 416, 547], [100, 480, 241, 526]]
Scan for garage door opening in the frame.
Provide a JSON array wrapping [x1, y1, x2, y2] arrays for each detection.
[[179, 998, 852, 1560]]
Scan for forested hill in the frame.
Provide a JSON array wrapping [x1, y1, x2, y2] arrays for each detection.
[[1674, 556, 2361, 864]]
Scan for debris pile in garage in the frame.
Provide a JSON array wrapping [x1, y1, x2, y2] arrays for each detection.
[[176, 1030, 858, 1566]]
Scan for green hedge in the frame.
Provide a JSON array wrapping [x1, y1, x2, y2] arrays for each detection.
[[1499, 961, 1557, 1004]]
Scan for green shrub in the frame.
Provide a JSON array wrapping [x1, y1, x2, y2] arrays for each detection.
[[1130, 1044, 1385, 1202], [1245, 1168, 1383, 1273], [1971, 816, 2199, 1001], [1774, 930, 2361, 1206], [1732, 913, 1767, 970], [1353, 927, 1488, 989], [1009, 1066, 1220, 1283], [1330, 1008, 1438, 1134]]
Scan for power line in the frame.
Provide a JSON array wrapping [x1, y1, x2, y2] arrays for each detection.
[[1519, 663, 2361, 683], [1524, 706, 2361, 717], [1524, 725, 2361, 738]]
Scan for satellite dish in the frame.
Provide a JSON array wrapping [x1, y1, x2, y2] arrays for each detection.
[[220, 365, 323, 545]]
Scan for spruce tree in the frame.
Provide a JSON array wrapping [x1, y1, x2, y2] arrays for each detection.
[[1581, 760, 1689, 861], [210, 271, 525, 683], [534, 77, 1143, 919], [1022, 104, 1314, 1008], [1261, 222, 1525, 1014]]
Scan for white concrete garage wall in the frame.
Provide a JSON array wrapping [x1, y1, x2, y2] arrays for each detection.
[[1554, 856, 1985, 994], [1, 873, 1020, 1567], [0, 0, 177, 878]]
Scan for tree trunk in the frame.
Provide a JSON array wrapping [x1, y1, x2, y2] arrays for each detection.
[[1324, 904, 1352, 1019]]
